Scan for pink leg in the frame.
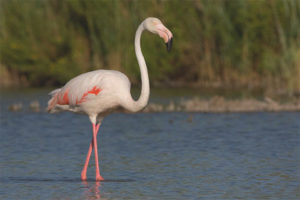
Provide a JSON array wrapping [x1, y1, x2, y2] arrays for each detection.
[[93, 123, 104, 181], [81, 123, 101, 181]]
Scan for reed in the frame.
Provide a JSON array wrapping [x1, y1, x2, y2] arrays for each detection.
[[0, 0, 299, 93]]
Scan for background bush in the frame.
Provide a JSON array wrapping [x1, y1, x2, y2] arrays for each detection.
[[0, 0, 299, 93]]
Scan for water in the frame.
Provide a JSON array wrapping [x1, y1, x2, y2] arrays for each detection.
[[0, 89, 299, 199]]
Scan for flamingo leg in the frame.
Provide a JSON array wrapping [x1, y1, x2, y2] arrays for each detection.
[[81, 123, 101, 181], [92, 123, 104, 181]]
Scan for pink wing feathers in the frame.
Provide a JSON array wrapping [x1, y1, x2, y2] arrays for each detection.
[[47, 70, 103, 112]]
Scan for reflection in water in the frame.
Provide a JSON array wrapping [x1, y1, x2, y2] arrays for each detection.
[[82, 181, 105, 200]]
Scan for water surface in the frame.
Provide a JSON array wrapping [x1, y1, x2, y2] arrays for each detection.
[[0, 89, 299, 199]]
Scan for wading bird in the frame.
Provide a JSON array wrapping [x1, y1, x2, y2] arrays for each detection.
[[47, 17, 173, 181]]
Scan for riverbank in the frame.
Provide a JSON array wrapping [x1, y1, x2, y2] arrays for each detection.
[[144, 96, 300, 113], [7, 96, 300, 113]]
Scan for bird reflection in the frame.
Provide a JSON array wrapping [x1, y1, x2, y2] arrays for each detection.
[[82, 181, 106, 200]]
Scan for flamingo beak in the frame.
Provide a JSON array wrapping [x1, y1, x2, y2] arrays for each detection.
[[166, 37, 173, 52], [155, 24, 173, 52]]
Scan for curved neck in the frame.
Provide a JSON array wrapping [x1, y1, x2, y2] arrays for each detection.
[[126, 22, 150, 112]]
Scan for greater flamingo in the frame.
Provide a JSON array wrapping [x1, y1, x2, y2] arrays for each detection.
[[47, 17, 173, 181]]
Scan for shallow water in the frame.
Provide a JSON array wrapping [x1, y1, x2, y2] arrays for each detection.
[[0, 89, 299, 199]]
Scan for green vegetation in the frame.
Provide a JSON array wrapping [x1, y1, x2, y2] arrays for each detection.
[[0, 0, 299, 93]]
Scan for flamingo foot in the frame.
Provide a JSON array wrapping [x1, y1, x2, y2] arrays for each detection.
[[81, 174, 87, 181], [81, 169, 88, 181], [96, 175, 104, 181]]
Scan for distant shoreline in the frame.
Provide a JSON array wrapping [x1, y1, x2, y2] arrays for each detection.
[[143, 96, 300, 113], [7, 96, 300, 113]]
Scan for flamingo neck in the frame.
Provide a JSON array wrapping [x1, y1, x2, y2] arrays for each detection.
[[126, 22, 150, 112]]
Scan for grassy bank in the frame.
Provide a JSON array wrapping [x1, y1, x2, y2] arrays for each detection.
[[0, 0, 300, 94]]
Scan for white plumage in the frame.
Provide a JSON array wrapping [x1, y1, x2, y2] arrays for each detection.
[[48, 69, 132, 121]]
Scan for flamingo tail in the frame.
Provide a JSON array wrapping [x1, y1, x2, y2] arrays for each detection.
[[47, 88, 61, 112]]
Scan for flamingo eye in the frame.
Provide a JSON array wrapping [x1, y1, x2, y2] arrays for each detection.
[[152, 19, 160, 26]]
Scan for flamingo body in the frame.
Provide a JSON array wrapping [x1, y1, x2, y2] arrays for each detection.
[[48, 70, 132, 123], [47, 17, 173, 181]]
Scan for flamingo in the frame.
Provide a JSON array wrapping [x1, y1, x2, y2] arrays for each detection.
[[47, 17, 173, 181]]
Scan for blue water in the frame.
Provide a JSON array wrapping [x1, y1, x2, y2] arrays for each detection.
[[0, 89, 299, 199]]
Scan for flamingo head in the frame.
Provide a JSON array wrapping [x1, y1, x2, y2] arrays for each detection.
[[143, 17, 173, 52]]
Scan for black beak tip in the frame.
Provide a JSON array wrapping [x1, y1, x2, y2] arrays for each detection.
[[166, 37, 173, 52]]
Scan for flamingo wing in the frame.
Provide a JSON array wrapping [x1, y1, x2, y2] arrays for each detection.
[[48, 69, 131, 113], [47, 70, 104, 112]]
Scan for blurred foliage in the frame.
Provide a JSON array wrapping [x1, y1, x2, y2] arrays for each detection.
[[0, 0, 299, 92]]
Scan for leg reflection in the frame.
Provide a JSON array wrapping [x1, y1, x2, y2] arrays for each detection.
[[82, 181, 103, 200]]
